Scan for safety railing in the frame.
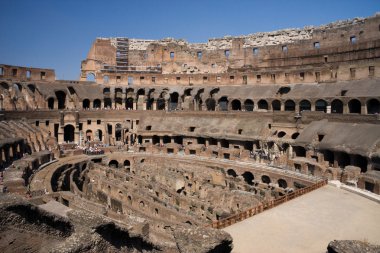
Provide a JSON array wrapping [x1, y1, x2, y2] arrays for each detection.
[[208, 179, 328, 229]]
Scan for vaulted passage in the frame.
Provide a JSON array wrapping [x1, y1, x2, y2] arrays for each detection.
[[231, 100, 241, 111], [244, 99, 254, 111], [367, 99, 380, 114], [55, 91, 66, 109], [64, 124, 75, 142], [348, 99, 361, 114], [299, 100, 311, 111], [331, 99, 343, 113]]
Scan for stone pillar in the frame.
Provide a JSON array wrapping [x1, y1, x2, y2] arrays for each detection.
[[205, 139, 209, 147], [295, 103, 300, 112], [159, 137, 163, 145], [153, 101, 157, 111], [361, 104, 367, 115], [343, 104, 349, 114], [74, 130, 80, 144], [311, 103, 316, 111], [133, 102, 137, 110]]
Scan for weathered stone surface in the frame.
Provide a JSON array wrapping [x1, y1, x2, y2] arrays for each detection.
[[327, 240, 380, 253]]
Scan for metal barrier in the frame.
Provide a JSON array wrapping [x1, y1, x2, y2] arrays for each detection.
[[208, 179, 328, 229]]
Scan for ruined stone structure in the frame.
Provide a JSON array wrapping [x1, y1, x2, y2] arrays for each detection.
[[1, 14, 380, 252]]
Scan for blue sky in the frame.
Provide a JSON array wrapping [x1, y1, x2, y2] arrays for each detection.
[[0, 0, 378, 80]]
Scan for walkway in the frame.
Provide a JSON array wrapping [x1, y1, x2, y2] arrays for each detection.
[[223, 185, 380, 253]]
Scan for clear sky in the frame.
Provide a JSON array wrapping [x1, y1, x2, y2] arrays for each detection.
[[0, 0, 378, 80]]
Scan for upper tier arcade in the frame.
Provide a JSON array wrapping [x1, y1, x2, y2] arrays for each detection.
[[81, 14, 380, 85]]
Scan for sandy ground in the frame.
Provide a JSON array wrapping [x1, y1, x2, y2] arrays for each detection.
[[224, 185, 380, 253]]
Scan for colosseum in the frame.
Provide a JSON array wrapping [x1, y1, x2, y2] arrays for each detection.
[[1, 13, 380, 253]]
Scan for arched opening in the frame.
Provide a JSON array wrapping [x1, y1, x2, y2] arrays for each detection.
[[291, 132, 300, 139], [258, 100, 268, 110], [163, 135, 171, 144], [261, 175, 271, 184], [242, 171, 254, 185], [336, 152, 350, 168], [244, 99, 254, 111], [315, 99, 327, 112], [299, 100, 311, 112], [93, 99, 101, 109], [104, 98, 112, 108], [124, 160, 130, 168], [115, 123, 122, 141], [206, 98, 216, 111], [277, 131, 286, 138], [96, 129, 103, 141], [218, 97, 228, 111], [231, 99, 241, 111], [169, 92, 179, 111], [48, 97, 54, 109], [227, 169, 237, 177], [367, 99, 380, 114], [351, 154, 368, 173], [284, 100, 295, 111], [348, 99, 361, 114], [272, 100, 281, 111], [55, 91, 66, 109], [63, 124, 75, 143], [86, 73, 95, 82], [331, 99, 343, 113], [109, 160, 119, 168], [0, 82, 9, 90], [146, 98, 154, 110], [125, 97, 134, 110], [82, 99, 90, 109], [157, 98, 166, 110], [152, 135, 160, 145], [86, 130, 93, 141], [278, 179, 288, 188]]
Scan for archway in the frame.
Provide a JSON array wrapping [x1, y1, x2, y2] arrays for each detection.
[[157, 98, 165, 110], [272, 100, 281, 111], [258, 100, 268, 110], [93, 99, 101, 109], [152, 135, 160, 145], [218, 97, 228, 111], [86, 130, 93, 141], [82, 99, 90, 109], [231, 99, 241, 111], [299, 100, 311, 111], [227, 169, 237, 177], [55, 91, 66, 109], [242, 171, 254, 185], [169, 92, 179, 111], [348, 99, 361, 114], [48, 97, 54, 109], [64, 125, 75, 143], [104, 98, 112, 108], [109, 160, 119, 168], [96, 129, 103, 141], [206, 98, 216, 111], [284, 100, 295, 111], [315, 99, 327, 112], [124, 160, 131, 168], [86, 73, 95, 82], [115, 123, 122, 141], [261, 175, 271, 184], [331, 99, 343, 113], [244, 99, 254, 111], [125, 97, 134, 110], [278, 179, 288, 188], [367, 99, 380, 114]]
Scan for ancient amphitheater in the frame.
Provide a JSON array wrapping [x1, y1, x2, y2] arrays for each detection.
[[0, 13, 380, 253]]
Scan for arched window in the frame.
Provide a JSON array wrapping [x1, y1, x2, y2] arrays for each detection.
[[315, 99, 327, 112], [206, 98, 216, 111], [55, 91, 66, 109], [93, 99, 101, 108], [348, 99, 361, 114], [218, 97, 228, 111], [242, 172, 254, 185], [48, 97, 55, 109], [367, 99, 380, 114], [272, 100, 281, 111], [64, 124, 75, 142], [331, 99, 343, 113], [86, 73, 95, 82], [244, 99, 254, 111], [231, 99, 241, 111], [284, 100, 295, 111], [82, 99, 90, 109], [258, 100, 268, 110], [299, 100, 311, 111]]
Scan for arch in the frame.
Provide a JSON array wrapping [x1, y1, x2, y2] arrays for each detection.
[[157, 98, 166, 110], [109, 160, 119, 168], [272, 100, 281, 111], [63, 124, 75, 143], [55, 91, 66, 109], [242, 171, 254, 185], [231, 99, 241, 111], [227, 169, 237, 177], [258, 99, 268, 110], [96, 129, 103, 141], [367, 99, 380, 114], [124, 160, 130, 167], [299, 100, 311, 111], [0, 82, 9, 90], [82, 99, 90, 109], [218, 96, 228, 111], [206, 98, 216, 111], [47, 97, 55, 109], [244, 99, 254, 111], [86, 73, 95, 82], [103, 87, 110, 94], [331, 99, 343, 114], [93, 99, 101, 108], [163, 135, 171, 144], [261, 175, 271, 184], [152, 135, 160, 145], [277, 131, 286, 138], [315, 99, 327, 112], [169, 92, 179, 111], [284, 100, 295, 111], [104, 98, 112, 108], [146, 98, 154, 110], [86, 130, 93, 141], [278, 179, 288, 188], [115, 123, 122, 141], [125, 97, 134, 110], [137, 88, 145, 97], [291, 132, 300, 139], [348, 99, 361, 114]]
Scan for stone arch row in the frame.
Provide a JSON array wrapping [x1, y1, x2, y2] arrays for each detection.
[[0, 140, 25, 170], [226, 169, 289, 188]]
